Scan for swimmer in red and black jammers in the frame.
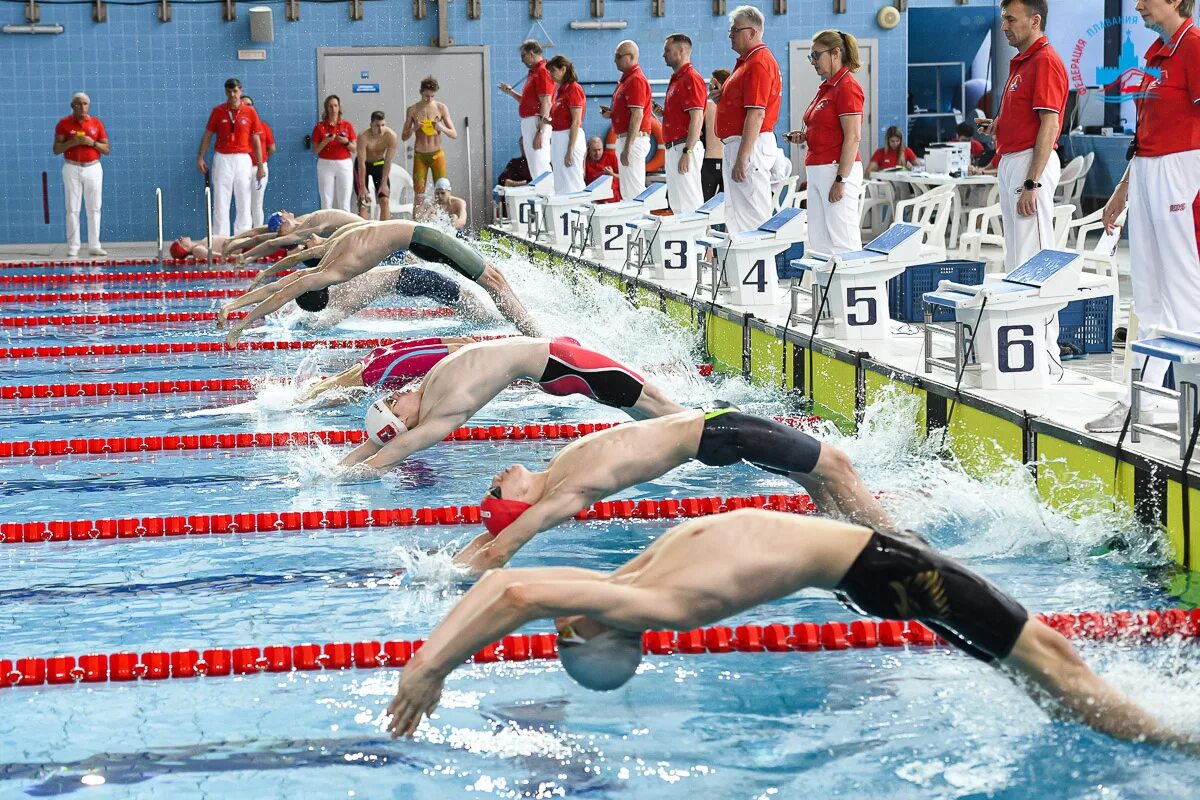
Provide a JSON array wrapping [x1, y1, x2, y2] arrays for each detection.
[[338, 336, 684, 474]]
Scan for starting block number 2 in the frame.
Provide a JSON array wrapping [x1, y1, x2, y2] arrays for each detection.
[[603, 224, 623, 252]]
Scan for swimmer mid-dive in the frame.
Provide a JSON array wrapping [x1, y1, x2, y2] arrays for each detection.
[[455, 408, 892, 574], [338, 336, 684, 472], [386, 509, 1198, 750], [217, 220, 541, 344], [298, 336, 476, 402], [227, 208, 366, 265]]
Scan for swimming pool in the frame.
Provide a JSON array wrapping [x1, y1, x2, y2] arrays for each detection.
[[2, 250, 1198, 798]]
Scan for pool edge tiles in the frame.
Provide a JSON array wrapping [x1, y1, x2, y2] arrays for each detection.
[[491, 226, 1200, 575]]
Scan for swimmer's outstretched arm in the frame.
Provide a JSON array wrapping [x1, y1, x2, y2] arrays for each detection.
[[224, 269, 329, 346], [352, 419, 460, 472], [249, 244, 329, 288], [453, 492, 590, 575], [218, 266, 316, 326], [223, 225, 271, 252], [236, 233, 302, 262], [387, 568, 670, 738], [299, 363, 366, 404]]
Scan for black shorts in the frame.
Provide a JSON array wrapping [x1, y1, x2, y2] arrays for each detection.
[[394, 267, 461, 305], [836, 529, 1029, 662], [366, 160, 388, 198], [408, 225, 486, 282], [694, 409, 822, 475], [701, 157, 724, 201]]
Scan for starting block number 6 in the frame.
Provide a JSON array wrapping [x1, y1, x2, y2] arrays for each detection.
[[997, 324, 1035, 373]]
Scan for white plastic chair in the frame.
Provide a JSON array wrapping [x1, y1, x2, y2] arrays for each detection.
[[1067, 152, 1094, 217], [1069, 205, 1127, 304], [957, 201, 1005, 271], [859, 179, 895, 239], [1053, 156, 1084, 207], [894, 183, 955, 260], [1052, 204, 1076, 249], [771, 176, 798, 213]]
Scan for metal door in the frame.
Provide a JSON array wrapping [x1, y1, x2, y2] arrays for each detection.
[[787, 39, 878, 181], [318, 47, 492, 228]]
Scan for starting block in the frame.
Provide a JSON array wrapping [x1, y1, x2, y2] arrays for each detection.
[[923, 249, 1081, 390], [492, 171, 552, 233], [526, 176, 614, 248], [624, 193, 725, 286], [788, 222, 933, 341], [1129, 327, 1200, 459], [696, 208, 806, 306], [568, 183, 668, 263]]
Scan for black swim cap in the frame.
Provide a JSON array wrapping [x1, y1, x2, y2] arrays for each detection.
[[303, 258, 321, 269], [295, 288, 330, 312]]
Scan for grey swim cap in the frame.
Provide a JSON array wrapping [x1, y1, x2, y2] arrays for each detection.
[[558, 628, 643, 691]]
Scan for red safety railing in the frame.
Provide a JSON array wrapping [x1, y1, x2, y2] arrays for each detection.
[[0, 307, 453, 328], [2, 610, 1195, 689], [0, 289, 247, 304], [0, 491, 817, 546]]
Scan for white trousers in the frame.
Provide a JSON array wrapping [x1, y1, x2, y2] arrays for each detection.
[[62, 161, 102, 250], [616, 134, 650, 201], [317, 158, 354, 212], [998, 148, 1061, 271], [806, 162, 864, 254], [721, 133, 779, 234], [665, 143, 704, 215], [252, 162, 269, 228], [1126, 150, 1200, 396], [521, 115, 553, 180], [550, 130, 585, 194], [211, 152, 253, 237]]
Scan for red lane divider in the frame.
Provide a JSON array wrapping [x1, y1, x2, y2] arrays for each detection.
[[0, 490, 817, 546], [0, 256, 257, 270], [0, 377, 254, 399], [0, 337, 400, 360], [4, 609, 1195, 690], [0, 415, 814, 460], [0, 289, 247, 304], [0, 269, 266, 286], [1, 307, 453, 328]]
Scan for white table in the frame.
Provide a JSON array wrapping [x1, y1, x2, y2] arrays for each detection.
[[872, 170, 997, 249]]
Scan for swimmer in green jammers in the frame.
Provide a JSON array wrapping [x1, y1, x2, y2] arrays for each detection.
[[388, 508, 1199, 752], [217, 220, 541, 344]]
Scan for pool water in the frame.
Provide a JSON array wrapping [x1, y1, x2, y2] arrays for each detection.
[[2, 248, 1199, 798]]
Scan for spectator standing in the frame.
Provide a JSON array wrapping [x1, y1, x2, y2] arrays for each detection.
[[197, 78, 265, 237], [53, 92, 109, 257], [547, 55, 587, 194], [605, 40, 653, 200], [715, 6, 783, 234], [241, 95, 275, 228], [498, 41, 555, 181], [402, 77, 458, 209], [312, 94, 357, 212], [702, 69, 730, 201], [584, 136, 621, 202], [657, 34, 707, 214], [358, 111, 400, 220]]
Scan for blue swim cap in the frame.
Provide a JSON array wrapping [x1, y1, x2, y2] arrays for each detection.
[[558, 627, 643, 691], [391, 249, 408, 261], [267, 212, 285, 232]]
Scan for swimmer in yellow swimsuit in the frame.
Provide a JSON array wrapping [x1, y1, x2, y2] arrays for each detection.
[[401, 76, 457, 202]]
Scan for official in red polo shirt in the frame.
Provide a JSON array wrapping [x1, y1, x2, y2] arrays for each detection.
[[657, 33, 708, 215], [1087, 0, 1200, 433], [584, 136, 622, 203], [499, 40, 556, 181], [242, 95, 276, 229], [312, 94, 358, 212], [547, 55, 587, 194], [53, 92, 109, 257], [603, 40, 653, 200], [715, 6, 783, 234], [197, 78, 265, 237], [984, 0, 1067, 272]]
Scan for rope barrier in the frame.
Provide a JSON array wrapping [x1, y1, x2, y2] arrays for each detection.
[[0, 255, 277, 270], [0, 269, 264, 286], [0, 337, 400, 360], [0, 377, 255, 398], [0, 289, 247, 304], [2, 609, 1194, 689], [0, 307, 453, 329], [0, 490, 817, 546]]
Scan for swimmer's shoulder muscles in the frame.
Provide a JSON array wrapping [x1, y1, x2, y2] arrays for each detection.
[[454, 490, 589, 574]]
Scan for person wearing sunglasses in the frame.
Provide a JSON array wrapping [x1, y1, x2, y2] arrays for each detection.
[[714, 5, 783, 234], [785, 30, 865, 255]]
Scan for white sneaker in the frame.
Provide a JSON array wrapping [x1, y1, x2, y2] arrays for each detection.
[[88, 246, 108, 257], [66, 247, 79, 258]]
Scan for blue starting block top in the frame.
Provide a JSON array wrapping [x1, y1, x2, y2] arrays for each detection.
[[923, 288, 974, 308], [531, 171, 552, 184], [1131, 336, 1200, 364], [697, 193, 725, 214], [584, 177, 609, 191], [829, 223, 923, 262], [758, 207, 803, 233], [1006, 250, 1077, 287], [633, 184, 666, 202]]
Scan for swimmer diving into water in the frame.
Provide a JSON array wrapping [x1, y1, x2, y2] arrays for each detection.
[[217, 220, 540, 344], [221, 208, 364, 263], [298, 336, 476, 402], [386, 509, 1197, 751], [456, 407, 892, 573], [338, 336, 684, 472]]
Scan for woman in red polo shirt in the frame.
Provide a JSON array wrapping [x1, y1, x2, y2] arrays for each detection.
[[787, 29, 865, 254], [312, 95, 357, 212], [547, 55, 587, 194], [866, 125, 917, 176]]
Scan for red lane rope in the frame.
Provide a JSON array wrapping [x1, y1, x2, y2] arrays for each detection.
[[0, 256, 278, 270], [2, 610, 1194, 689], [0, 289, 246, 304], [0, 269, 265, 286], [0, 337, 402, 360], [0, 307, 452, 328], [0, 490, 817, 546], [0, 376, 255, 398]]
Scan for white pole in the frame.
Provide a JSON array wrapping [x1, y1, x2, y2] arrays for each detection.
[[155, 187, 164, 265], [465, 115, 474, 224], [204, 185, 213, 269]]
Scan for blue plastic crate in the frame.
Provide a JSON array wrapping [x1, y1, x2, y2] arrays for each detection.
[[776, 242, 806, 279], [1058, 296, 1113, 354], [888, 259, 984, 322]]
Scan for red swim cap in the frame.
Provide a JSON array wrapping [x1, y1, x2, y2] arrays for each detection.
[[552, 336, 582, 347], [481, 494, 532, 536], [169, 241, 190, 260]]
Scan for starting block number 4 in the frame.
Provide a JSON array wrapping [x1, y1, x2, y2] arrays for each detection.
[[743, 259, 768, 292]]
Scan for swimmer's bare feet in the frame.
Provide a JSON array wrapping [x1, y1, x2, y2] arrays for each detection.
[[306, 233, 326, 247]]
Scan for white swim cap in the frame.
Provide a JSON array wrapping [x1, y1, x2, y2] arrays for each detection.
[[557, 626, 643, 691], [434, 177, 452, 191], [365, 397, 408, 445]]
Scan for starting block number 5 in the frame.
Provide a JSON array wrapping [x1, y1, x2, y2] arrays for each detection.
[[846, 287, 878, 327]]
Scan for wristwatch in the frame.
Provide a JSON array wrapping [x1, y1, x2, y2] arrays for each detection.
[[682, 146, 691, 155], [834, 174, 844, 183], [1023, 178, 1041, 191]]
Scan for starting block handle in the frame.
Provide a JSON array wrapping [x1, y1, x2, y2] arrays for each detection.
[[936, 279, 978, 294], [1149, 327, 1200, 349]]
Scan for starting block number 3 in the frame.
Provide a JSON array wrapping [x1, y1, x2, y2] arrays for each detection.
[[664, 240, 688, 270]]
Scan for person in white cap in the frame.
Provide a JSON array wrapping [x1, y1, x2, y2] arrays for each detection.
[[53, 92, 109, 257], [385, 508, 1198, 752], [416, 177, 466, 230]]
